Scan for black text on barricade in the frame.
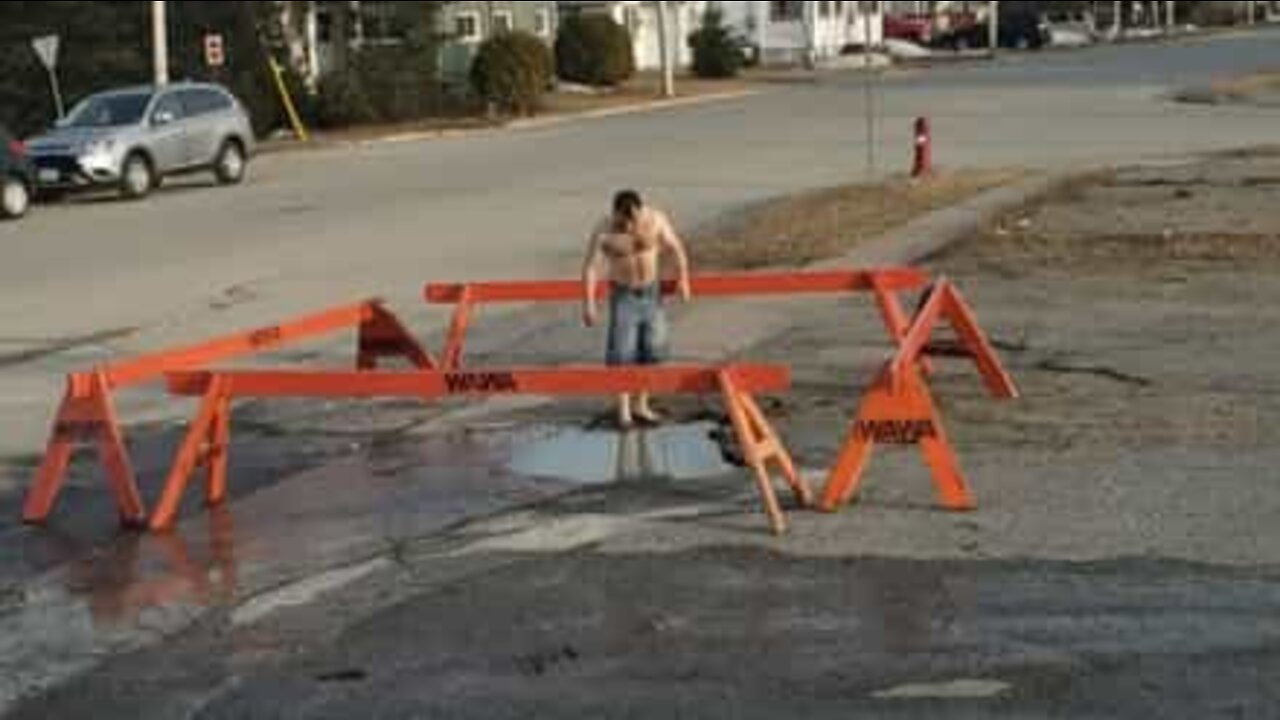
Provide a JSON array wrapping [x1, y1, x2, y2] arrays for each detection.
[[443, 372, 520, 394], [854, 419, 938, 445]]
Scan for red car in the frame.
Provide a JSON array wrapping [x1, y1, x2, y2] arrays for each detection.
[[883, 14, 934, 45]]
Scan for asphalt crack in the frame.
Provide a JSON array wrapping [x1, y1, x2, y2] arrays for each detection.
[[0, 327, 139, 368], [1035, 358, 1154, 388]]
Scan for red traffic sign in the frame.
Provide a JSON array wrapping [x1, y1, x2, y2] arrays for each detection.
[[204, 34, 225, 68]]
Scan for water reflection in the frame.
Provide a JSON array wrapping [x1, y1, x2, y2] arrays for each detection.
[[508, 422, 733, 486], [65, 508, 239, 628]]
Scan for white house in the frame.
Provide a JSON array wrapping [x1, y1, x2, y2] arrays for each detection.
[[280, 1, 559, 89], [717, 1, 885, 66], [559, 1, 710, 71]]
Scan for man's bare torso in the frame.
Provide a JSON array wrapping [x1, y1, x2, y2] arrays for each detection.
[[594, 208, 670, 288]]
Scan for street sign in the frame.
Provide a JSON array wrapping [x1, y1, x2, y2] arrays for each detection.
[[31, 35, 64, 118], [204, 33, 225, 68], [31, 35, 59, 71]]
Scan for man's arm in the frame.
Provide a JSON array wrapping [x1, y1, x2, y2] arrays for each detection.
[[582, 225, 605, 326], [659, 212, 693, 302]]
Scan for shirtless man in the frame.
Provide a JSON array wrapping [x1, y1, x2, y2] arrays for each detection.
[[582, 189, 693, 429]]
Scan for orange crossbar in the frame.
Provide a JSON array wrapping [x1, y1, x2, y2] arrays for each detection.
[[166, 365, 791, 399], [154, 364, 802, 534], [104, 300, 434, 388], [424, 269, 934, 371], [425, 269, 931, 304]]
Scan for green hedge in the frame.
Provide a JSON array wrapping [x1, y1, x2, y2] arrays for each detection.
[[555, 14, 634, 87], [688, 8, 743, 79], [470, 31, 553, 116]]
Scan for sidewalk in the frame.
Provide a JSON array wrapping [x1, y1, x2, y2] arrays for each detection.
[[260, 77, 762, 154]]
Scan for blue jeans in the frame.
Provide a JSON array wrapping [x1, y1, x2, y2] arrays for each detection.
[[606, 283, 668, 366]]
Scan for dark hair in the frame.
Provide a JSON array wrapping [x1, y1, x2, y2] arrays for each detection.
[[613, 189, 643, 221]]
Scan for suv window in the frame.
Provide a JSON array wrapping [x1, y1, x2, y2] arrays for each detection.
[[69, 92, 154, 128], [179, 88, 233, 117], [151, 93, 185, 124]]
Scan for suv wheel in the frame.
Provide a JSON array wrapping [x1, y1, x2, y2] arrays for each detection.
[[214, 140, 246, 185], [1, 176, 30, 219], [120, 153, 154, 200]]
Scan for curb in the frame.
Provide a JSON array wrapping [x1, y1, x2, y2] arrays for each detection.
[[841, 172, 1067, 267], [359, 89, 762, 148], [256, 88, 763, 156]]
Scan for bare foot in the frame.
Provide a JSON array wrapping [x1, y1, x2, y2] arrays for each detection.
[[617, 414, 636, 432], [634, 408, 664, 426]]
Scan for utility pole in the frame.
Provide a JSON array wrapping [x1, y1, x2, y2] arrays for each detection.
[[802, 0, 816, 69], [152, 0, 169, 86], [1113, 0, 1122, 36], [863, 1, 876, 176], [657, 1, 675, 98], [1167, 0, 1176, 31], [988, 0, 999, 54]]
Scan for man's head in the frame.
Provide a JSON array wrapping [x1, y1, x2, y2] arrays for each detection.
[[612, 189, 643, 232]]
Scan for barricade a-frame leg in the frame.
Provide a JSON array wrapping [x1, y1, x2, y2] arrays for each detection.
[[23, 371, 147, 528]]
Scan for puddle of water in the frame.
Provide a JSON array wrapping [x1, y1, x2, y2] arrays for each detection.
[[506, 422, 734, 486]]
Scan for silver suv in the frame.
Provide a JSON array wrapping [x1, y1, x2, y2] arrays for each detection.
[[27, 82, 255, 200]]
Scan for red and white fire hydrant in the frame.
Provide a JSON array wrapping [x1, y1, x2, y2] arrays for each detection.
[[912, 117, 933, 179]]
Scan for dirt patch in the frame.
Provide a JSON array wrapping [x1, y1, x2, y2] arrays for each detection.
[[689, 169, 1024, 269], [1211, 70, 1280, 99], [953, 161, 1280, 274], [1172, 70, 1280, 107]]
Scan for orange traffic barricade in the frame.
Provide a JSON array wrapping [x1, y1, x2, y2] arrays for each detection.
[[21, 268, 1020, 540], [424, 269, 933, 370], [820, 278, 1020, 513], [23, 300, 432, 528], [157, 364, 807, 535]]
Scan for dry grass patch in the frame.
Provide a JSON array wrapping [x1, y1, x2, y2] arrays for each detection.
[[689, 169, 1024, 270]]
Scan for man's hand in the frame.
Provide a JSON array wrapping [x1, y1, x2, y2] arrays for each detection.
[[583, 304, 599, 328], [678, 280, 693, 303]]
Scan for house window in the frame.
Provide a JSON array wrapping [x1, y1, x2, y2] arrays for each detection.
[[455, 11, 481, 43], [534, 8, 552, 37], [360, 1, 408, 44], [316, 8, 332, 43], [770, 1, 803, 22], [492, 10, 514, 35]]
